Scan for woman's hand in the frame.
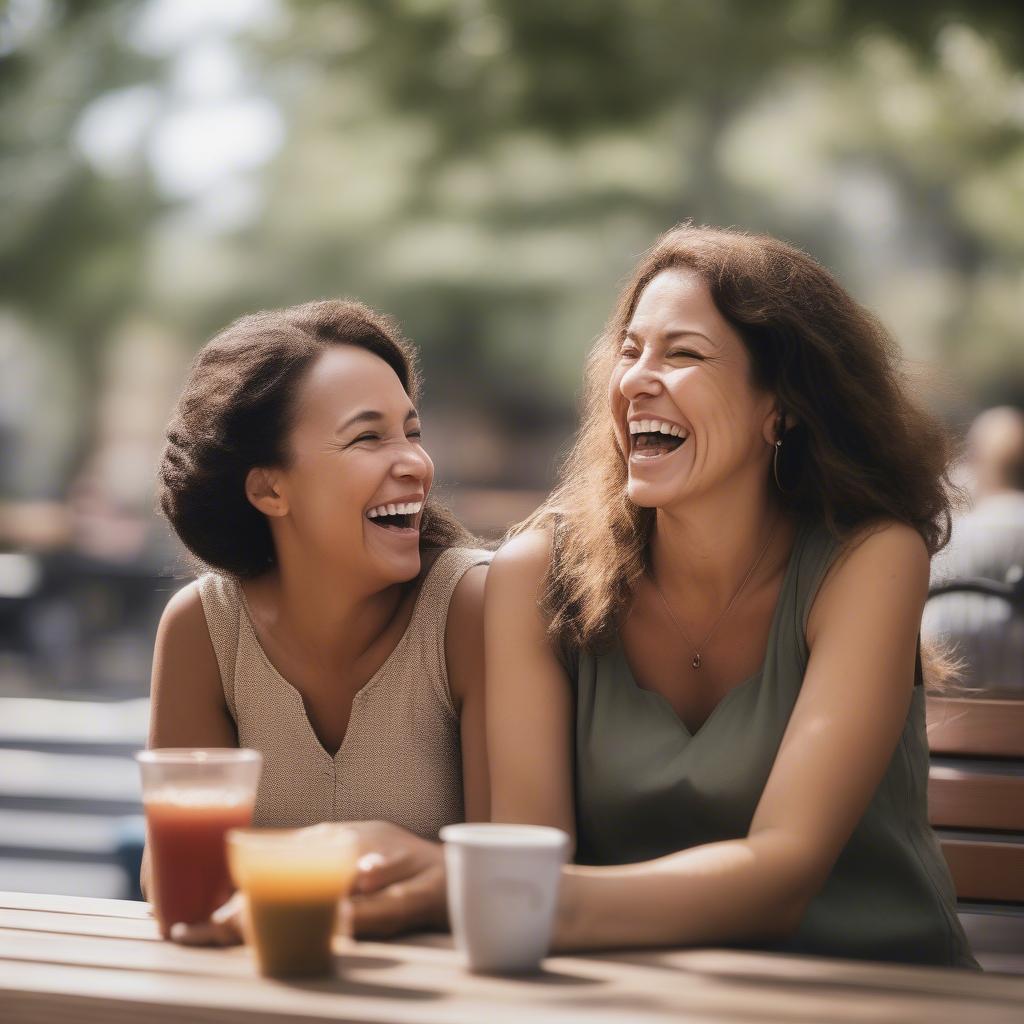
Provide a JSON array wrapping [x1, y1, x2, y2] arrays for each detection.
[[168, 820, 447, 947], [348, 821, 447, 938], [168, 891, 244, 947]]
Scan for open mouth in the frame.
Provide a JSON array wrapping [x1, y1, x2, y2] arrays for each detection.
[[366, 500, 423, 533], [628, 418, 688, 460]]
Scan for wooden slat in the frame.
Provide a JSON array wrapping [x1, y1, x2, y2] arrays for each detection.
[[928, 765, 1024, 831], [0, 892, 152, 918], [940, 840, 1024, 903], [926, 696, 1024, 758]]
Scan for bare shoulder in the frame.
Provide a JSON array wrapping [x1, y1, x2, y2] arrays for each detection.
[[829, 520, 929, 584], [489, 529, 554, 593], [153, 579, 219, 674], [809, 520, 929, 642], [158, 579, 207, 634], [150, 578, 234, 746]]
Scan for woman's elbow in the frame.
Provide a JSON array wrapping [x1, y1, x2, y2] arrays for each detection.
[[765, 892, 813, 942], [753, 835, 832, 941]]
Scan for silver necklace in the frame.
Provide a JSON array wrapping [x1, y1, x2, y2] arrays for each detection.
[[650, 517, 780, 670]]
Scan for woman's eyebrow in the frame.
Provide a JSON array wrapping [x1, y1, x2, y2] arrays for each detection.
[[335, 407, 419, 434], [624, 327, 714, 345]]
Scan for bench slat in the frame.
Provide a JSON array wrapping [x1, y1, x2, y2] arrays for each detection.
[[940, 840, 1024, 903], [928, 765, 1024, 832], [927, 697, 1024, 759]]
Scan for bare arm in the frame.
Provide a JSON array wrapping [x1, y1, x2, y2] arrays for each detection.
[[141, 582, 237, 897], [485, 531, 576, 843], [554, 522, 929, 950], [445, 563, 489, 822]]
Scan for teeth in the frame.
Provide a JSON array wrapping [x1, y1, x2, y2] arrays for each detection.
[[629, 418, 687, 437], [366, 500, 423, 520]]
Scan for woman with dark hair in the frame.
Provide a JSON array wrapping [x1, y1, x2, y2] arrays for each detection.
[[149, 298, 488, 939], [486, 225, 977, 966]]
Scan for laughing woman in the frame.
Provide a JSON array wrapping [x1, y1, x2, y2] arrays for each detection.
[[486, 225, 977, 967], [148, 299, 488, 937]]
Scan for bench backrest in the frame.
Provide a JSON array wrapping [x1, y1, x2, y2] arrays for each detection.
[[927, 695, 1024, 904]]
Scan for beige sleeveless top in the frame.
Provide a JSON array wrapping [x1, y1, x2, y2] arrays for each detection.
[[196, 547, 490, 840]]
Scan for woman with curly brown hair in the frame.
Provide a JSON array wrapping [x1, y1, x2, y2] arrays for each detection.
[[486, 225, 977, 967], [148, 299, 488, 940]]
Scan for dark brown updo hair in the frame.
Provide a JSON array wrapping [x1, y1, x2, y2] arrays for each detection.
[[159, 299, 474, 578]]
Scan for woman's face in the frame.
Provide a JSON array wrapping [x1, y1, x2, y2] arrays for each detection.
[[261, 345, 434, 585], [608, 268, 777, 511]]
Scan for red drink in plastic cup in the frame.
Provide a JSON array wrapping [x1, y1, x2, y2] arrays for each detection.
[[136, 749, 262, 938]]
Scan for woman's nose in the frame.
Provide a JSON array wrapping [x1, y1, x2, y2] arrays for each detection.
[[393, 442, 431, 481], [618, 352, 662, 401]]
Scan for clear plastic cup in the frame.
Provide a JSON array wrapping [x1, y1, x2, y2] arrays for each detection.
[[136, 748, 262, 938], [227, 825, 359, 978]]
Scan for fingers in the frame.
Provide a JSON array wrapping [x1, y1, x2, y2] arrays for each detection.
[[350, 866, 447, 939], [170, 916, 242, 946], [168, 893, 244, 947], [350, 885, 423, 939], [354, 849, 415, 895]]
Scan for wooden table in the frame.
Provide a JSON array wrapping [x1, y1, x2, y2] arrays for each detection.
[[2, 892, 1023, 1023]]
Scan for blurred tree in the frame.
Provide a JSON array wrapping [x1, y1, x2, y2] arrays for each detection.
[[0, 0, 164, 489], [232, 0, 1023, 444], [1, 0, 1022, 497]]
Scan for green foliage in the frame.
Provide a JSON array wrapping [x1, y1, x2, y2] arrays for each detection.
[[1, 0, 1022, 496]]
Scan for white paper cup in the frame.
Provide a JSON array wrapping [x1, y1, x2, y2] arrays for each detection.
[[440, 823, 570, 974]]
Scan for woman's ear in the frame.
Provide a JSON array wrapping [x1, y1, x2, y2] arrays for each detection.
[[245, 467, 288, 517], [761, 404, 798, 446]]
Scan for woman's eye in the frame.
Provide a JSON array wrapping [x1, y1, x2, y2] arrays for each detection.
[[352, 432, 380, 444], [619, 346, 640, 359], [407, 430, 422, 440], [667, 349, 702, 360]]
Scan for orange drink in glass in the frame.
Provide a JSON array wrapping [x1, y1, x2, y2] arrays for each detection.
[[227, 826, 358, 978]]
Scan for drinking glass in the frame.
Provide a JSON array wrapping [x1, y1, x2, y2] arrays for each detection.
[[136, 748, 262, 938], [227, 825, 359, 978]]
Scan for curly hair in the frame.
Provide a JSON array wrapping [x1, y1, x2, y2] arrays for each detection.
[[159, 299, 475, 578], [516, 224, 957, 652]]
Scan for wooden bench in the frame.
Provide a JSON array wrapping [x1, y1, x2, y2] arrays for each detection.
[[0, 698, 146, 900], [927, 694, 1024, 972]]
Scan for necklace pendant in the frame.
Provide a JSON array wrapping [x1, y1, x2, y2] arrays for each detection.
[[691, 653, 702, 670]]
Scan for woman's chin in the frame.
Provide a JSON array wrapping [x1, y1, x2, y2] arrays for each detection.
[[382, 552, 422, 584], [627, 479, 680, 509], [359, 545, 421, 587]]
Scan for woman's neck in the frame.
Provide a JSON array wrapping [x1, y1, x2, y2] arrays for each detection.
[[649, 485, 793, 611], [254, 553, 410, 672]]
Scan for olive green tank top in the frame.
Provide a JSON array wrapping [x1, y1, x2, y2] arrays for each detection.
[[569, 521, 978, 968]]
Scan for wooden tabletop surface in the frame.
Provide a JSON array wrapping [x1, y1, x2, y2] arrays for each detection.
[[2, 891, 1023, 1023]]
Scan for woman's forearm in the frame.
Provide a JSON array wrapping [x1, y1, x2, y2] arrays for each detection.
[[553, 830, 821, 951]]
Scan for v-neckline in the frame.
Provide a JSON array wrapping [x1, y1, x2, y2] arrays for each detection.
[[234, 570, 430, 763], [615, 521, 806, 739]]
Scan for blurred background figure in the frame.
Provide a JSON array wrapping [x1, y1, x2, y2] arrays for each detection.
[[1, 0, 1022, 901], [924, 406, 1024, 691]]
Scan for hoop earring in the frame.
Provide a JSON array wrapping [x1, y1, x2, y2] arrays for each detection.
[[773, 438, 791, 494]]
